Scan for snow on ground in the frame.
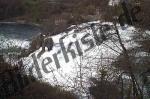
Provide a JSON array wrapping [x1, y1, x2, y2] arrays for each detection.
[[0, 34, 30, 65], [23, 21, 138, 97], [109, 0, 120, 6]]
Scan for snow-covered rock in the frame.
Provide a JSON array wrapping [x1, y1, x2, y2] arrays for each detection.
[[23, 21, 138, 98]]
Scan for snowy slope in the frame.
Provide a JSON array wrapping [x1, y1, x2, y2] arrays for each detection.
[[23, 21, 138, 97]]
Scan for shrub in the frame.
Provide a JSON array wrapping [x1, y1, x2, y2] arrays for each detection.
[[0, 56, 77, 99], [9, 82, 77, 99]]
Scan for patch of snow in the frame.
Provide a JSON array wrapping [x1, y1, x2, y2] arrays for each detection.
[[23, 21, 138, 98]]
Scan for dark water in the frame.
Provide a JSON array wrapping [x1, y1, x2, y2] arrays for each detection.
[[0, 22, 43, 41], [0, 22, 43, 54]]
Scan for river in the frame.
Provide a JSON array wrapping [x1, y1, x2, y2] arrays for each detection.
[[0, 22, 43, 54]]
